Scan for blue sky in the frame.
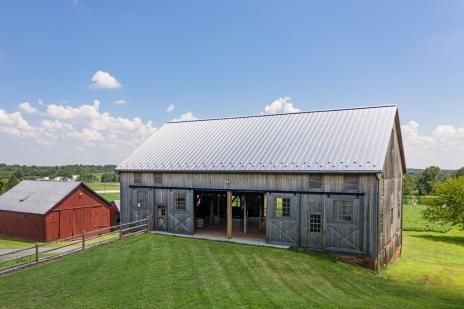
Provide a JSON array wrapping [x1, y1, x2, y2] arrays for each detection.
[[1, 1, 464, 168]]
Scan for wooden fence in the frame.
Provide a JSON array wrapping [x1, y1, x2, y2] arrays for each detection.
[[0, 218, 149, 274]]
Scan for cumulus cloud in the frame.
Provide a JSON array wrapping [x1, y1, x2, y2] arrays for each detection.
[[166, 104, 175, 112], [90, 70, 121, 89], [171, 111, 198, 122], [113, 99, 127, 105], [18, 102, 37, 114], [0, 100, 157, 162], [264, 96, 300, 114], [401, 120, 464, 168]]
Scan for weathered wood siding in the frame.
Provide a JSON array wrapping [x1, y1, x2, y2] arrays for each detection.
[[120, 171, 379, 257], [378, 121, 404, 267]]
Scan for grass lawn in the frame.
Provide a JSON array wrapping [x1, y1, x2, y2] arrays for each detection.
[[0, 237, 34, 249], [403, 204, 452, 233], [85, 182, 119, 191], [98, 192, 120, 202], [0, 229, 463, 308]]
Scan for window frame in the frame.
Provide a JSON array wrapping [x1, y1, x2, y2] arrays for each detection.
[[309, 213, 322, 233], [275, 196, 291, 218], [343, 175, 359, 191], [174, 193, 186, 210], [134, 173, 142, 184], [333, 199, 353, 223], [309, 174, 323, 190]]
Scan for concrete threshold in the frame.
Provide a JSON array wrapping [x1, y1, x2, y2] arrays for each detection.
[[150, 231, 290, 249]]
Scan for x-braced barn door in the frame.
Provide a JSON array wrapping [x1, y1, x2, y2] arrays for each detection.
[[324, 197, 362, 253], [266, 193, 299, 246], [167, 189, 194, 235]]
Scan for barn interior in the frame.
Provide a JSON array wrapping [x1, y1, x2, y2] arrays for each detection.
[[193, 191, 266, 241]]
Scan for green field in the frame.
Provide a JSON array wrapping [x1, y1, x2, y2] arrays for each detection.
[[0, 229, 463, 308], [85, 182, 119, 191], [0, 204, 462, 308], [98, 192, 120, 202], [403, 204, 452, 233], [0, 237, 34, 249]]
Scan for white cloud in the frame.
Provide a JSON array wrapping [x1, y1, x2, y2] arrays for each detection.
[[90, 70, 121, 89], [113, 99, 127, 105], [166, 104, 175, 112], [0, 100, 157, 163], [0, 109, 37, 139], [264, 96, 300, 114], [69, 128, 104, 143], [171, 111, 198, 122], [18, 102, 37, 114], [401, 120, 464, 169]]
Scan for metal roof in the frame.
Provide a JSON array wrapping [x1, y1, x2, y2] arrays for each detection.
[[116, 105, 401, 173], [0, 180, 81, 214]]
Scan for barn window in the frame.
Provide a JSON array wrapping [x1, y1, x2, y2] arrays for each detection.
[[275, 197, 290, 217], [137, 191, 148, 208], [390, 207, 394, 225], [134, 173, 142, 184], [344, 175, 359, 191], [154, 173, 163, 185], [334, 200, 353, 222], [309, 174, 323, 189], [175, 193, 186, 210], [309, 214, 321, 232]]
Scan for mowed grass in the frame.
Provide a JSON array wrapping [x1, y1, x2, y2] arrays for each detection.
[[85, 182, 119, 191], [98, 192, 120, 202], [1, 229, 463, 308], [0, 237, 33, 249], [403, 204, 452, 233]]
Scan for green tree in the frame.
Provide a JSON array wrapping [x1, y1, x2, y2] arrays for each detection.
[[403, 174, 416, 196], [101, 173, 118, 182], [0, 180, 5, 194], [7, 175, 19, 189], [416, 166, 441, 195], [453, 167, 464, 178], [424, 176, 464, 229], [79, 173, 97, 183]]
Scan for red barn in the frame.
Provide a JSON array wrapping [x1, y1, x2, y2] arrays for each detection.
[[0, 180, 112, 242]]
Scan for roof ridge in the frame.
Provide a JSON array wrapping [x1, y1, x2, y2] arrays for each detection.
[[167, 104, 397, 124]]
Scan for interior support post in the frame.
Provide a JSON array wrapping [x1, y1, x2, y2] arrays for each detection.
[[243, 194, 247, 234], [227, 191, 232, 239]]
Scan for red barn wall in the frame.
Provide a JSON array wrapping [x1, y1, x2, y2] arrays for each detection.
[[0, 210, 45, 242], [44, 185, 111, 242], [110, 203, 119, 227]]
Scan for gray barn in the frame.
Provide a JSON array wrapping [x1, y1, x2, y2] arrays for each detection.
[[116, 105, 405, 269]]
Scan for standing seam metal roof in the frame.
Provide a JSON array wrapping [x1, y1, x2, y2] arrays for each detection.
[[116, 105, 401, 173], [0, 180, 81, 214]]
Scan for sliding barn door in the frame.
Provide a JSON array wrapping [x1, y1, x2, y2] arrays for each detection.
[[167, 189, 194, 235], [266, 193, 299, 246], [324, 197, 362, 253], [300, 194, 324, 249]]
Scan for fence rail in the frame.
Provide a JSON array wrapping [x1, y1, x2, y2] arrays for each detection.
[[0, 217, 149, 274]]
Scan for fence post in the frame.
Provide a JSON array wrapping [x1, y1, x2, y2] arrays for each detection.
[[119, 224, 123, 241], [82, 231, 85, 250], [146, 217, 150, 233], [35, 243, 39, 264]]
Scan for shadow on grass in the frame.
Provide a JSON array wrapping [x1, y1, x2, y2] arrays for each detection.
[[411, 234, 464, 246]]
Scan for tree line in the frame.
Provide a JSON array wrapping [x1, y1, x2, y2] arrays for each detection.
[[0, 164, 119, 195]]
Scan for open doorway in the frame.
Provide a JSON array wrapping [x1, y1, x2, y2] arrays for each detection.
[[193, 190, 266, 241]]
